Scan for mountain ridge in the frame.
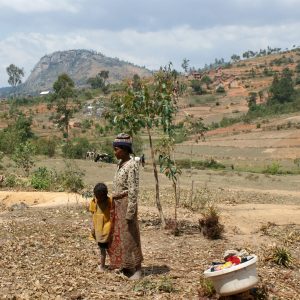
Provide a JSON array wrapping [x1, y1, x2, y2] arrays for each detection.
[[1, 49, 152, 96]]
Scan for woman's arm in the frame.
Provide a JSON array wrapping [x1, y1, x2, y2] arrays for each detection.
[[126, 163, 139, 220]]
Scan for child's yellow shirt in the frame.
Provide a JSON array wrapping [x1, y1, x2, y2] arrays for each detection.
[[89, 197, 112, 243]]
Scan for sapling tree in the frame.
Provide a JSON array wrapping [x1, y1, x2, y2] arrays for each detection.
[[157, 136, 181, 235], [48, 73, 81, 139], [105, 64, 179, 227], [12, 141, 35, 176]]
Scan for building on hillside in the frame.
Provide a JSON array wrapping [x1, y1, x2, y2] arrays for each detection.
[[40, 90, 50, 95]]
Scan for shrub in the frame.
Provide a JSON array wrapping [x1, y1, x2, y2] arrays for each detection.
[[58, 161, 85, 192], [33, 137, 57, 157], [198, 277, 216, 298], [269, 246, 293, 267], [12, 141, 35, 176], [4, 174, 18, 188], [263, 162, 281, 175], [190, 80, 203, 95], [31, 167, 55, 190], [62, 138, 91, 159], [199, 204, 224, 239]]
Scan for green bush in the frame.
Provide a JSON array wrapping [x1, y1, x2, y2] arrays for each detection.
[[62, 138, 91, 159], [31, 167, 54, 190], [58, 161, 85, 192], [33, 137, 57, 157], [176, 158, 226, 170], [263, 162, 282, 175], [4, 174, 18, 188]]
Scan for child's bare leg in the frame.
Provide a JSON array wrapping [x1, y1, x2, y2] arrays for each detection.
[[98, 248, 106, 272]]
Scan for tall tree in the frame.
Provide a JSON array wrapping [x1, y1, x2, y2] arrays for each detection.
[[6, 64, 24, 95], [106, 65, 179, 227], [269, 68, 295, 104], [181, 58, 190, 74], [49, 73, 81, 139], [87, 70, 110, 93]]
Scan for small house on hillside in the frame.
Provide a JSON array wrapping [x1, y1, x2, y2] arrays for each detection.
[[40, 90, 50, 95]]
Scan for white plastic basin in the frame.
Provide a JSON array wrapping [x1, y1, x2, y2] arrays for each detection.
[[203, 255, 259, 296]]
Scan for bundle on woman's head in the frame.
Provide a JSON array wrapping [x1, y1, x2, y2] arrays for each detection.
[[113, 133, 133, 154]]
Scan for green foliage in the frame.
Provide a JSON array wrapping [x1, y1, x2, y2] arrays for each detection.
[[12, 141, 35, 176], [6, 64, 24, 88], [181, 58, 189, 73], [199, 277, 216, 297], [49, 73, 81, 139], [33, 137, 57, 157], [270, 246, 293, 267], [87, 70, 110, 93], [263, 162, 282, 175], [132, 134, 144, 155], [270, 56, 294, 66], [176, 158, 225, 170], [58, 161, 85, 192], [157, 276, 175, 293], [81, 119, 93, 130], [133, 276, 175, 295], [0, 114, 34, 154], [200, 75, 213, 89], [0, 151, 3, 169], [106, 63, 179, 135], [231, 54, 240, 62], [269, 68, 295, 104], [248, 92, 257, 110], [62, 138, 91, 159], [188, 94, 216, 107], [4, 174, 18, 188], [296, 62, 300, 73], [190, 80, 203, 95], [295, 75, 300, 85], [31, 167, 55, 190]]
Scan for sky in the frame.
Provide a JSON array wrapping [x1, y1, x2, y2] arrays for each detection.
[[0, 0, 300, 87]]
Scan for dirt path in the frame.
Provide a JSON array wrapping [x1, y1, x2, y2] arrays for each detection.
[[1, 190, 299, 236]]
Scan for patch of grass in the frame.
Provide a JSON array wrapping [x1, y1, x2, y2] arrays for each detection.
[[176, 158, 226, 170], [157, 276, 175, 293], [187, 94, 216, 106], [271, 246, 293, 267], [198, 277, 216, 298], [133, 276, 175, 295], [262, 162, 282, 175], [265, 246, 293, 267]]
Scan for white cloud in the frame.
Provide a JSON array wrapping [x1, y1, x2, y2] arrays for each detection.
[[0, 0, 81, 13], [0, 22, 300, 87]]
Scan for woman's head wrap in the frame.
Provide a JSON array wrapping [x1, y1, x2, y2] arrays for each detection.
[[113, 133, 133, 153]]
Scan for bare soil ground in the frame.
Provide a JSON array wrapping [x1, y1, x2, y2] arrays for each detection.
[[0, 165, 299, 299]]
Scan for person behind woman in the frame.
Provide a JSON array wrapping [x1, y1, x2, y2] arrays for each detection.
[[89, 182, 112, 271], [108, 133, 143, 280]]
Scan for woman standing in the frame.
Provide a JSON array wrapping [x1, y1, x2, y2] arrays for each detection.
[[108, 133, 143, 279]]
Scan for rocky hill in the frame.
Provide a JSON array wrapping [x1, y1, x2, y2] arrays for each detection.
[[19, 49, 152, 94]]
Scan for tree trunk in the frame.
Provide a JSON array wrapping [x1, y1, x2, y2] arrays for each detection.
[[147, 126, 166, 228]]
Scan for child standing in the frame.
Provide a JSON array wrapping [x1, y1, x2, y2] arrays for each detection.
[[89, 183, 112, 271]]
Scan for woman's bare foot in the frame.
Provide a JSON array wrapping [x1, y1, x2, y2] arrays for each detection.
[[98, 265, 106, 272], [129, 269, 142, 280]]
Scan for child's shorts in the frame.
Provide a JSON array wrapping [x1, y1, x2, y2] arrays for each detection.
[[98, 242, 109, 250]]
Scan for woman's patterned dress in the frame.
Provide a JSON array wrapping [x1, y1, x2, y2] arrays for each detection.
[[108, 158, 143, 269]]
